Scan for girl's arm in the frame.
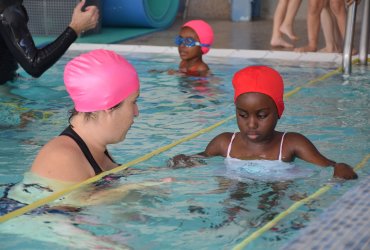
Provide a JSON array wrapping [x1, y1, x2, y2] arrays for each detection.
[[286, 132, 357, 179], [168, 132, 233, 168]]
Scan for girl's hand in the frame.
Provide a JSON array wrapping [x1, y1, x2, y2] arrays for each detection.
[[167, 154, 206, 169], [333, 163, 358, 180]]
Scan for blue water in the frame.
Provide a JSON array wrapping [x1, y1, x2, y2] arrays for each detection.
[[0, 50, 369, 249]]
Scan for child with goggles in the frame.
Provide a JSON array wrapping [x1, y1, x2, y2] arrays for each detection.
[[174, 36, 210, 48], [174, 20, 214, 77]]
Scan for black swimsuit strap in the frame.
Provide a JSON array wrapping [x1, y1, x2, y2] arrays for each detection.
[[59, 126, 107, 175]]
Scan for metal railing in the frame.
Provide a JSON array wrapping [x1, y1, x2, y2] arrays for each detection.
[[359, 0, 370, 65], [343, 0, 370, 75]]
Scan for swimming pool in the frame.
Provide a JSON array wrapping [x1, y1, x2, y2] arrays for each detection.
[[0, 45, 369, 249]]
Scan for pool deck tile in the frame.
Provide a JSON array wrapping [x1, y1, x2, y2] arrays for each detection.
[[282, 175, 370, 250]]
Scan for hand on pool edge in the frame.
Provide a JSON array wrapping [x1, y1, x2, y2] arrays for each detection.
[[333, 163, 358, 180]]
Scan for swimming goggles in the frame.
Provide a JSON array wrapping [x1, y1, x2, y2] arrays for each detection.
[[174, 35, 210, 48]]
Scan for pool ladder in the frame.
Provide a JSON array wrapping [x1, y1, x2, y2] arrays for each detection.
[[343, 0, 370, 75]]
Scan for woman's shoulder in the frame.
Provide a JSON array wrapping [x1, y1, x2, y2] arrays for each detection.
[[31, 136, 90, 181], [41, 135, 82, 157]]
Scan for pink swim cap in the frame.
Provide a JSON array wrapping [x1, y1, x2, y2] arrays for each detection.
[[64, 49, 139, 112], [232, 66, 285, 118], [183, 20, 214, 54]]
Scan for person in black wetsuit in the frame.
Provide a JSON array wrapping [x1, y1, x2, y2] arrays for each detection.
[[30, 49, 141, 183], [0, 0, 99, 85]]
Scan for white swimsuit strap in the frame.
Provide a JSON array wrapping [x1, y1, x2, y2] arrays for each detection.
[[226, 133, 237, 158], [278, 132, 287, 161]]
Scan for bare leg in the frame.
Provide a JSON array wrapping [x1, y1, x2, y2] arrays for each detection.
[[328, 0, 356, 53], [319, 1, 341, 52], [280, 0, 303, 41], [270, 0, 294, 48], [295, 0, 326, 52], [329, 0, 347, 39]]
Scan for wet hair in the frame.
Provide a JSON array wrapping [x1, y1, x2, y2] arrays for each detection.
[[68, 101, 123, 125]]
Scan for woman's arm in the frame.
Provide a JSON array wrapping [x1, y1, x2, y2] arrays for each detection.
[[0, 1, 98, 78]]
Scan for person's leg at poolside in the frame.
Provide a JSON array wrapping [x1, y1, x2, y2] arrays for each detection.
[[319, 0, 341, 52], [270, 0, 294, 48], [329, 0, 347, 40], [295, 0, 326, 52], [279, 0, 302, 41], [328, 0, 357, 53]]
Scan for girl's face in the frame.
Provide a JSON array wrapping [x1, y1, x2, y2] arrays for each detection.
[[177, 27, 203, 60], [235, 92, 279, 143]]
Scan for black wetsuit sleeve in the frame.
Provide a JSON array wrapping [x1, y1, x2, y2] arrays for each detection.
[[0, 4, 77, 78]]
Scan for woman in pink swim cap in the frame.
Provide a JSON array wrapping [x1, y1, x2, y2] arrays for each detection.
[[31, 49, 140, 183], [174, 19, 214, 77]]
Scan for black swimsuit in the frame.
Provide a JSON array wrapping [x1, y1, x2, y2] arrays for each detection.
[[0, 0, 77, 84], [60, 126, 116, 175]]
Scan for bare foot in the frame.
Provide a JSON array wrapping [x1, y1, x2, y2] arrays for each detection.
[[280, 26, 299, 41], [270, 36, 293, 49], [319, 46, 341, 53], [294, 45, 317, 52], [341, 48, 357, 55]]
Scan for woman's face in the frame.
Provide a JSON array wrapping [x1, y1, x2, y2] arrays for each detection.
[[177, 27, 202, 60], [108, 91, 139, 143], [235, 92, 279, 143]]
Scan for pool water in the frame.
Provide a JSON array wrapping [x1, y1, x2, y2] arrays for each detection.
[[0, 49, 369, 249]]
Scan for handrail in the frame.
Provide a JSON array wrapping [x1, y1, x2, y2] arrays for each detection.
[[342, 2, 357, 75], [359, 0, 370, 65]]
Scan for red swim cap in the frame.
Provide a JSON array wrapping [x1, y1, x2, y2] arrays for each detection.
[[232, 66, 285, 117]]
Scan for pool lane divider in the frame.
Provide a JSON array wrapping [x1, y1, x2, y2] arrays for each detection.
[[0, 116, 234, 223], [0, 64, 359, 223], [232, 153, 370, 250]]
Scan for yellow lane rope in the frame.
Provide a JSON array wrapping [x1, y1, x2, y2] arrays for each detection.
[[233, 153, 370, 250], [0, 63, 356, 223], [0, 116, 234, 223], [2, 102, 54, 122], [3, 57, 367, 126]]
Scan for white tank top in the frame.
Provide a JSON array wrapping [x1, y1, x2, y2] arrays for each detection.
[[223, 132, 313, 181], [226, 132, 286, 161]]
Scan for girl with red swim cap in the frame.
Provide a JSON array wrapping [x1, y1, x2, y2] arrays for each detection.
[[173, 19, 214, 77], [170, 66, 357, 180]]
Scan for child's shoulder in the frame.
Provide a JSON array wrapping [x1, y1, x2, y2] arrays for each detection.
[[284, 132, 310, 141], [205, 132, 235, 157], [212, 132, 235, 142], [283, 132, 315, 150]]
